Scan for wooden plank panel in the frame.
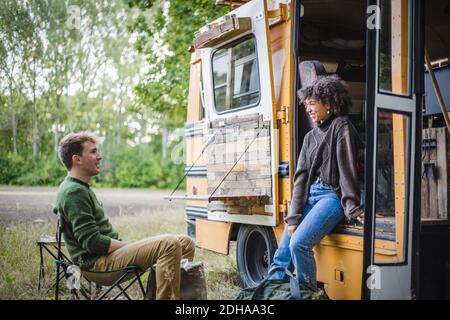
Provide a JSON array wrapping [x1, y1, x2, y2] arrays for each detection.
[[421, 128, 431, 219], [429, 128, 437, 160], [436, 127, 448, 219], [448, 129, 450, 219], [428, 160, 439, 219], [421, 172, 430, 219], [428, 129, 438, 219], [207, 116, 272, 198]]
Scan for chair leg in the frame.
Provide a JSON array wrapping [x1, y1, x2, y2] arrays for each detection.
[[70, 289, 80, 300], [136, 271, 146, 299], [114, 284, 133, 300], [145, 268, 156, 300], [49, 271, 66, 292], [112, 274, 143, 300], [55, 262, 61, 300], [37, 245, 45, 293], [78, 279, 93, 300], [97, 270, 143, 300], [96, 272, 130, 300]]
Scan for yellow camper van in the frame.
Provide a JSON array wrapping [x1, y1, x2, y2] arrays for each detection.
[[181, 0, 450, 299]]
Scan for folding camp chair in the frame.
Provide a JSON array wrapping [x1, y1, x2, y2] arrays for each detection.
[[54, 215, 147, 300], [37, 234, 72, 293], [37, 229, 96, 299]]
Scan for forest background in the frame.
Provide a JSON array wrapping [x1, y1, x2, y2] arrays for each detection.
[[0, 0, 227, 188]]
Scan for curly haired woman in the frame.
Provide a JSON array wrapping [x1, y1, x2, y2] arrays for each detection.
[[269, 74, 364, 288]]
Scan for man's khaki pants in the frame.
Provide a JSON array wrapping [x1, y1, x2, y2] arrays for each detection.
[[91, 234, 195, 300]]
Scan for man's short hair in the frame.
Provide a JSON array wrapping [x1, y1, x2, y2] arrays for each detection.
[[58, 132, 99, 170]]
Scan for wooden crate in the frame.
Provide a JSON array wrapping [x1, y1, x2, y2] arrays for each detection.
[[421, 127, 450, 220], [208, 196, 272, 216], [206, 113, 273, 216], [194, 15, 251, 49], [207, 113, 272, 196], [215, 0, 249, 7]]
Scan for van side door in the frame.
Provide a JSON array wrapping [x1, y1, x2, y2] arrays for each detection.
[[363, 0, 423, 299]]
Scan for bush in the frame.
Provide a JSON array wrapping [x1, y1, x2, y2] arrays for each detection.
[[0, 153, 25, 184], [13, 158, 66, 186], [96, 143, 184, 189], [0, 141, 184, 189]]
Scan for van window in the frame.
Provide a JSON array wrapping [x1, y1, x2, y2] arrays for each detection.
[[212, 36, 260, 113], [378, 0, 410, 96]]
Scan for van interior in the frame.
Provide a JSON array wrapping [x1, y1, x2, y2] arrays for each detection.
[[296, 0, 450, 242]]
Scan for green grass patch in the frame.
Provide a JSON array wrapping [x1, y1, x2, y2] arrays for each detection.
[[0, 209, 240, 300]]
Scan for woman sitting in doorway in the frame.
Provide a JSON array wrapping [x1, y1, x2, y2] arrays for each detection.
[[269, 75, 364, 288]]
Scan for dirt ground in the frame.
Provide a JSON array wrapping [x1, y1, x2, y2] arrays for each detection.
[[0, 186, 185, 223]]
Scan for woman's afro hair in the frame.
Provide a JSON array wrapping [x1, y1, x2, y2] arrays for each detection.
[[298, 74, 352, 116]]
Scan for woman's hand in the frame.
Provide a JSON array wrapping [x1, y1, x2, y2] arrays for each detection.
[[356, 213, 364, 224], [288, 224, 298, 237], [355, 212, 385, 225]]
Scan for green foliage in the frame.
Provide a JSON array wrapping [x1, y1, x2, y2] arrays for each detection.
[[95, 135, 185, 189], [0, 153, 66, 186], [0, 141, 184, 189], [127, 0, 229, 129], [0, 0, 230, 189], [0, 153, 25, 184]]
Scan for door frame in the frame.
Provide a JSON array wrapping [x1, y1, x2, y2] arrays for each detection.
[[362, 0, 424, 300]]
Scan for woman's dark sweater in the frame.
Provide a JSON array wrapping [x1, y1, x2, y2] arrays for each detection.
[[285, 116, 364, 225]]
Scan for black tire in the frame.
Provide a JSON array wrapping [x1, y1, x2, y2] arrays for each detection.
[[236, 224, 278, 288]]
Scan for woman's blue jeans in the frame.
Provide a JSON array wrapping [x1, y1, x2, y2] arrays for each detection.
[[269, 181, 344, 288]]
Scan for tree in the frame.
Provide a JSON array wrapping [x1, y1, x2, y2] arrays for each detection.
[[0, 0, 190, 188], [43, 0, 75, 158], [127, 0, 228, 129], [0, 0, 35, 155], [126, 0, 228, 159]]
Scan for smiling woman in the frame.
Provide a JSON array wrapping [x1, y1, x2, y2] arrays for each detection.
[[298, 74, 352, 122], [269, 74, 364, 289], [303, 99, 331, 124]]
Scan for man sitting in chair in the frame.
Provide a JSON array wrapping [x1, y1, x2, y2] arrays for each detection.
[[55, 131, 195, 300]]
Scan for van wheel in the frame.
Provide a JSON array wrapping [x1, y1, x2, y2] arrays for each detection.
[[236, 225, 278, 288]]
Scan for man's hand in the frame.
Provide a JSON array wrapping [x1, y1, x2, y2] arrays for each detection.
[[288, 224, 298, 237]]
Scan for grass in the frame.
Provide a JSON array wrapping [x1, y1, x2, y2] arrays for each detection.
[[0, 209, 241, 300]]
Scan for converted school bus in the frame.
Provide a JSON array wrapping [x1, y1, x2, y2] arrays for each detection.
[[180, 0, 450, 299]]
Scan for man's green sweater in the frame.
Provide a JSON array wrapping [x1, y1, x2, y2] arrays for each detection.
[[54, 176, 118, 270]]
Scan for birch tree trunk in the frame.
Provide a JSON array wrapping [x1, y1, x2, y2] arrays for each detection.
[[8, 63, 18, 155], [117, 104, 122, 145], [161, 110, 168, 160], [11, 111, 18, 155], [53, 95, 61, 158], [32, 58, 38, 160], [161, 127, 168, 160]]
